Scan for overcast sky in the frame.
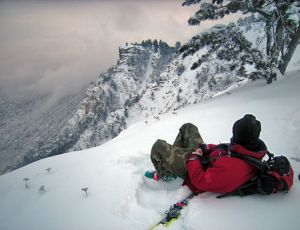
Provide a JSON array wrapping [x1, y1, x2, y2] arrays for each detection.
[[0, 0, 235, 102]]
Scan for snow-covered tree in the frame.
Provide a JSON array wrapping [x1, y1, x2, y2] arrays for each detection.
[[179, 23, 265, 80], [182, 0, 300, 82]]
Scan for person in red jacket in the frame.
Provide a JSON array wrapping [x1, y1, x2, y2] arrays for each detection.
[[149, 114, 272, 193], [185, 114, 268, 193]]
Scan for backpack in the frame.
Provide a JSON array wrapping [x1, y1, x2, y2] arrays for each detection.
[[217, 152, 294, 198]]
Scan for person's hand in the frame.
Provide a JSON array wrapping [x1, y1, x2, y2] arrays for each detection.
[[191, 148, 203, 157], [188, 148, 203, 161]]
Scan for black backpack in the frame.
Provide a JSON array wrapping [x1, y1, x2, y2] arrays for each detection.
[[217, 152, 293, 198]]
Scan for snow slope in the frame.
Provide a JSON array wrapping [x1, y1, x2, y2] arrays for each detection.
[[0, 70, 300, 230]]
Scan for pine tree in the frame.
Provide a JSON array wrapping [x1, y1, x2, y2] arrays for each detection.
[[175, 41, 181, 50], [153, 39, 159, 52], [182, 0, 300, 82], [179, 23, 264, 78]]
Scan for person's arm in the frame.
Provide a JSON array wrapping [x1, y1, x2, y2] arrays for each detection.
[[186, 154, 227, 193]]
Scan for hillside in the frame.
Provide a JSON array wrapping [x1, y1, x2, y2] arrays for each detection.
[[0, 89, 85, 174], [0, 69, 299, 230]]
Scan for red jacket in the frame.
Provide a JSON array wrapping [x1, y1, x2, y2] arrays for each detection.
[[185, 142, 268, 193]]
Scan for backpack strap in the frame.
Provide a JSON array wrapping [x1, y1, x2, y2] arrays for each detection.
[[202, 143, 271, 172], [216, 178, 259, 198], [229, 152, 268, 172]]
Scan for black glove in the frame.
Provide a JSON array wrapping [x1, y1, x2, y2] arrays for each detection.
[[271, 156, 290, 176]]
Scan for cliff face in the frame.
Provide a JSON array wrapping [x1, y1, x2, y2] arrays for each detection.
[[21, 42, 176, 164], [63, 23, 255, 156], [128, 24, 257, 120]]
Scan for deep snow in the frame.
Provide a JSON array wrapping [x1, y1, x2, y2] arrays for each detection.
[[0, 70, 300, 230]]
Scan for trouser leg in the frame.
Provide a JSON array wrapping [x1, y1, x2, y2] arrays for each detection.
[[173, 123, 204, 149], [150, 123, 204, 179], [151, 139, 192, 179]]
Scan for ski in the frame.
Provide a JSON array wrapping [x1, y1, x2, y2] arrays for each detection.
[[150, 192, 197, 229]]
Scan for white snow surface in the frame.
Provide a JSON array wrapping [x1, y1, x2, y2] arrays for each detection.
[[0, 70, 300, 230]]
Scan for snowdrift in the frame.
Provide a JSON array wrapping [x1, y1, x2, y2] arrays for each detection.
[[0, 70, 300, 230]]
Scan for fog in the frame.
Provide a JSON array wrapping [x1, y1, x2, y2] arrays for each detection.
[[0, 0, 227, 101]]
